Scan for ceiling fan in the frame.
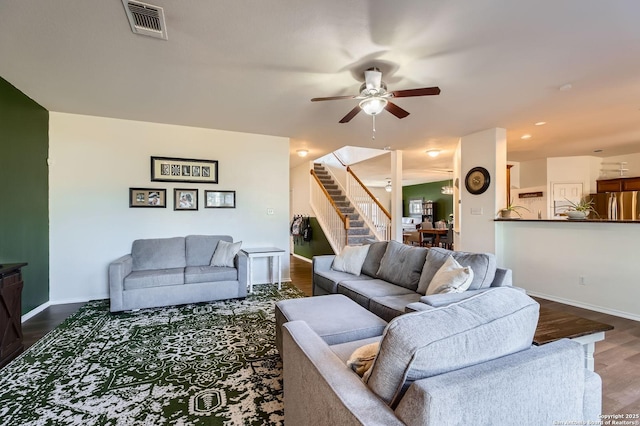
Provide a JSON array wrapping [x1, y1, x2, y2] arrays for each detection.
[[311, 67, 440, 123]]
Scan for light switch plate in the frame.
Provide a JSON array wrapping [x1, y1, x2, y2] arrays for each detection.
[[470, 207, 483, 215]]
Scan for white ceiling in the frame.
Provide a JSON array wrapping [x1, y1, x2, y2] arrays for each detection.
[[2, 1, 640, 186]]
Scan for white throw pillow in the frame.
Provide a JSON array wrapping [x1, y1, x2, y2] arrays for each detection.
[[331, 245, 370, 276], [210, 240, 242, 267], [425, 255, 474, 295]]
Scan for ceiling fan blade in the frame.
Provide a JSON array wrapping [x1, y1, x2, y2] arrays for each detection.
[[385, 101, 410, 119], [390, 87, 441, 98], [364, 68, 383, 91], [339, 105, 362, 123], [311, 95, 358, 102]]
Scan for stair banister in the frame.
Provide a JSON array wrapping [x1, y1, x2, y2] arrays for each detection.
[[310, 169, 350, 251], [346, 166, 392, 241]]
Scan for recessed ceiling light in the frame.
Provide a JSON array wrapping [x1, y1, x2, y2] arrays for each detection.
[[521, 134, 532, 140], [296, 149, 309, 157], [534, 121, 546, 126], [426, 149, 441, 157], [559, 83, 572, 91]]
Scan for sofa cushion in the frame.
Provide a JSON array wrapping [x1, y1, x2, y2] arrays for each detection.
[[364, 287, 539, 407], [332, 245, 370, 276], [210, 240, 242, 267], [338, 279, 415, 310], [132, 237, 186, 271], [124, 267, 185, 290], [184, 266, 238, 284], [314, 269, 374, 294], [369, 294, 423, 323], [376, 241, 428, 291], [185, 235, 232, 266], [361, 241, 388, 278], [425, 255, 474, 295], [417, 247, 496, 294]]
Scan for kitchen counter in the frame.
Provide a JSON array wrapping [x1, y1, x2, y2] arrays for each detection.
[[495, 218, 640, 223]]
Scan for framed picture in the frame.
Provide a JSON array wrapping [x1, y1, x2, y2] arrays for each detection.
[[205, 190, 236, 208], [174, 188, 198, 211], [129, 188, 167, 208], [151, 156, 218, 184]]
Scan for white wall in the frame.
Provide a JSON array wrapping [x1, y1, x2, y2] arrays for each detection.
[[600, 152, 640, 179], [519, 158, 547, 188], [496, 220, 640, 321], [458, 128, 507, 253], [290, 161, 313, 217], [547, 156, 602, 195], [49, 112, 290, 303]]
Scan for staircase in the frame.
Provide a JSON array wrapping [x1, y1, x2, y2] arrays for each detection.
[[313, 164, 374, 245]]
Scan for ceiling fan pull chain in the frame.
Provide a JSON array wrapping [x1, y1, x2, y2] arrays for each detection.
[[372, 114, 376, 140]]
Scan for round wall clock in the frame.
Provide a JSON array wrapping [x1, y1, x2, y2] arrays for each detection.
[[465, 167, 491, 195]]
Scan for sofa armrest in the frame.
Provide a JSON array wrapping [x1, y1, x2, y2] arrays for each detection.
[[404, 302, 436, 313], [491, 267, 513, 287], [583, 369, 602, 422], [419, 289, 489, 307], [235, 251, 248, 298], [283, 321, 402, 426], [109, 254, 132, 312], [312, 255, 336, 273]]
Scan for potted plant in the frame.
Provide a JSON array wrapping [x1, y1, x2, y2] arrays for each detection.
[[499, 199, 530, 219], [564, 197, 598, 219]]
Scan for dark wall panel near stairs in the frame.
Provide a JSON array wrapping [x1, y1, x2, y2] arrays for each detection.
[[0, 76, 49, 315], [293, 217, 334, 259]]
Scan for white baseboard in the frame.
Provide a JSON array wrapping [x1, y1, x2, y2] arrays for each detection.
[[21, 301, 51, 323], [527, 291, 640, 322], [291, 253, 312, 263]]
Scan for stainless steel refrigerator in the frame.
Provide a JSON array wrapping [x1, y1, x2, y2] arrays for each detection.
[[591, 191, 639, 220]]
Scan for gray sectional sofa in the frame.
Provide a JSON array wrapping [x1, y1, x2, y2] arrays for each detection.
[[109, 235, 248, 312], [313, 240, 513, 321], [280, 287, 602, 426]]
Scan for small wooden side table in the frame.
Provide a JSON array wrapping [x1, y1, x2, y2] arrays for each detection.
[[0, 263, 27, 368], [533, 307, 613, 371], [240, 248, 285, 293]]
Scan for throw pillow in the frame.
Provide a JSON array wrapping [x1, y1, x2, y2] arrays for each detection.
[[347, 341, 380, 377], [417, 247, 496, 294], [210, 240, 242, 267], [425, 255, 474, 295], [331, 245, 370, 276]]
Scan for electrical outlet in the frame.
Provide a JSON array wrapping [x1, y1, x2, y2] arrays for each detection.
[[579, 276, 586, 286], [267, 208, 274, 215]]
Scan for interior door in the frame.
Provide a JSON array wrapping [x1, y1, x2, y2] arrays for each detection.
[[551, 182, 583, 217]]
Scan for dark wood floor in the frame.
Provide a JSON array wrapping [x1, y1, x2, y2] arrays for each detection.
[[17, 255, 640, 414]]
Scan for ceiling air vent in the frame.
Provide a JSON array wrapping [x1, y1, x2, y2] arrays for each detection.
[[122, 0, 168, 40]]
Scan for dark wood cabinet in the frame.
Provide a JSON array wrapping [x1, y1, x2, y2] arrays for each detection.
[[597, 178, 622, 193], [597, 177, 640, 193], [0, 263, 26, 368]]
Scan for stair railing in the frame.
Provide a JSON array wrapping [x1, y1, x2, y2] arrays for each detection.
[[346, 166, 392, 241], [309, 169, 349, 254]]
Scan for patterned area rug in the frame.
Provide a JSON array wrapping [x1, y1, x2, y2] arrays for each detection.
[[0, 283, 305, 425]]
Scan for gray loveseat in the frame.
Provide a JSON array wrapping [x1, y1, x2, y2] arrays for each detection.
[[109, 235, 248, 312], [281, 287, 602, 425], [313, 240, 513, 321]]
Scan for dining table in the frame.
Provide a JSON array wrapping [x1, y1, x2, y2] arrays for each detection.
[[418, 228, 448, 247]]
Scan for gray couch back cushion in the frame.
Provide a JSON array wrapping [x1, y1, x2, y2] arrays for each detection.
[[365, 287, 539, 407], [361, 241, 388, 278], [185, 235, 233, 266], [417, 247, 497, 294], [132, 237, 186, 271], [375, 241, 428, 291]]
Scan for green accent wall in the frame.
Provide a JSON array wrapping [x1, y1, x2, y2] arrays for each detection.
[[0, 76, 49, 314], [293, 217, 334, 259], [403, 180, 454, 221]]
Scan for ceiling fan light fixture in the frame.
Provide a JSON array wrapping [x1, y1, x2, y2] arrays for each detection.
[[359, 97, 388, 115]]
